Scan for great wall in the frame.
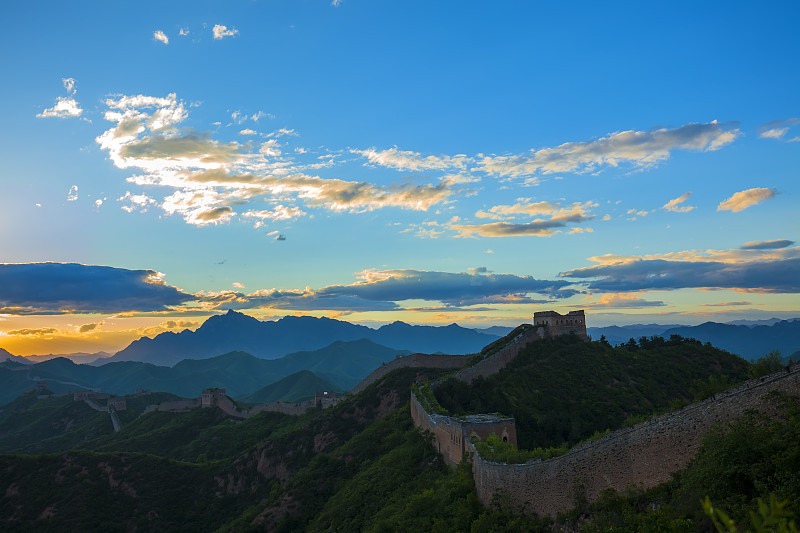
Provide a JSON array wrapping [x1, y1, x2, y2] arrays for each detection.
[[408, 310, 800, 518], [10, 308, 798, 519]]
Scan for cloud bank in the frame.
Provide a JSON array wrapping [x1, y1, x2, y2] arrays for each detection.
[[0, 263, 193, 315], [562, 245, 800, 294]]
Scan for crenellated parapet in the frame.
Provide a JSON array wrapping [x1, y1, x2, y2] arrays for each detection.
[[533, 310, 587, 340]]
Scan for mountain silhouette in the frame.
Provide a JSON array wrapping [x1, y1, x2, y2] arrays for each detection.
[[109, 310, 499, 366]]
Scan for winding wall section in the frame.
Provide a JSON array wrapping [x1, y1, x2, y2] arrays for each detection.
[[414, 363, 800, 518]]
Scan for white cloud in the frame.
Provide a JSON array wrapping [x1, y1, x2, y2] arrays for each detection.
[[67, 185, 78, 202], [759, 118, 800, 140], [717, 187, 776, 212], [354, 147, 472, 172], [242, 206, 305, 228], [118, 191, 158, 213], [662, 192, 695, 213], [239, 129, 257, 136], [62, 78, 76, 95], [153, 30, 169, 45], [179, 28, 189, 36], [259, 139, 281, 156], [213, 25, 239, 40], [232, 282, 245, 289], [37, 97, 83, 119]]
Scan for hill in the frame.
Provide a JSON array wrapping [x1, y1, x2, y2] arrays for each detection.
[[240, 370, 341, 404], [109, 310, 499, 366], [0, 339, 408, 407], [435, 334, 750, 450], [0, 333, 796, 531]]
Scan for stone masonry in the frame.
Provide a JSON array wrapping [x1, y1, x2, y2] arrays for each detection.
[[465, 364, 800, 517], [533, 310, 587, 340]]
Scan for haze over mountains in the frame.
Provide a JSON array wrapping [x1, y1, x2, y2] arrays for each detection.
[[109, 310, 501, 366], [0, 338, 408, 405], [588, 318, 800, 360]]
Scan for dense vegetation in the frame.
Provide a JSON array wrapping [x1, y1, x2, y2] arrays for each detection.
[[0, 335, 795, 532], [436, 334, 750, 450]]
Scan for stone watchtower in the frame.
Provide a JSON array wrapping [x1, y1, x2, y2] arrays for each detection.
[[533, 310, 587, 340], [201, 388, 226, 408]]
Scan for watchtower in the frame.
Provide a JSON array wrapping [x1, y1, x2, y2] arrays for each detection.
[[533, 310, 587, 340]]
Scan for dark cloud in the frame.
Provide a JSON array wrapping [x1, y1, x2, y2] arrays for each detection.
[[78, 322, 101, 333], [0, 263, 194, 315], [322, 270, 577, 305], [202, 268, 575, 312], [562, 257, 800, 293], [740, 240, 794, 250]]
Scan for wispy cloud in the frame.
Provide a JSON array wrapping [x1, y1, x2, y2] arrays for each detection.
[[700, 301, 753, 307], [6, 328, 60, 337], [153, 30, 169, 45], [62, 78, 76, 95], [717, 187, 776, 212], [740, 239, 794, 250], [662, 192, 695, 213], [476, 121, 740, 179], [212, 24, 238, 40], [353, 147, 472, 172], [453, 200, 596, 237], [759, 118, 800, 141], [580, 292, 666, 308], [67, 185, 78, 201]]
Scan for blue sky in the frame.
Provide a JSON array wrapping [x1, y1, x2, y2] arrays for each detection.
[[1, 1, 798, 355]]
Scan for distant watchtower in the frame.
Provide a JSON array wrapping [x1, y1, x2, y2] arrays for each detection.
[[201, 388, 226, 407], [533, 310, 587, 340]]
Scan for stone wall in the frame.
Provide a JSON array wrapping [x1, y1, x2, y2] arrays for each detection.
[[410, 390, 517, 466], [467, 363, 800, 517], [143, 398, 201, 413], [449, 327, 544, 384], [349, 353, 469, 395]]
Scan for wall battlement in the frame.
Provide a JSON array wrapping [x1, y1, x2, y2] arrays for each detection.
[[533, 310, 587, 340]]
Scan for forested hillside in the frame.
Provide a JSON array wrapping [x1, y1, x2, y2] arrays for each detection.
[[437, 335, 750, 450], [0, 337, 797, 532]]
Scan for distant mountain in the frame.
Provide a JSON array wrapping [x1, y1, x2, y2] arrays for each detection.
[[587, 324, 684, 346], [240, 370, 341, 404], [0, 338, 409, 406], [662, 320, 800, 361], [25, 351, 112, 365], [109, 310, 500, 366], [724, 317, 799, 327], [473, 326, 517, 337], [0, 348, 31, 365]]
